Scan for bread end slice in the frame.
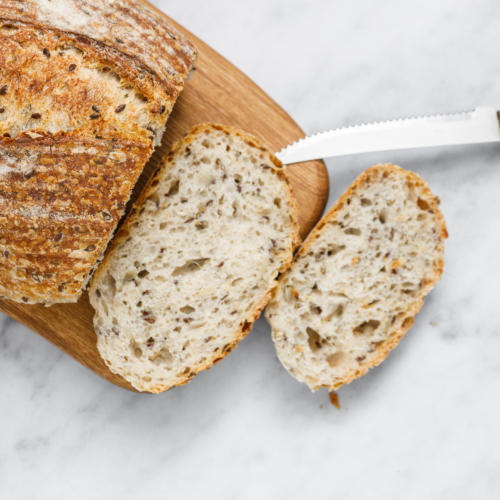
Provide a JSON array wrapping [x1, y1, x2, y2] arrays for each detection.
[[90, 123, 300, 392], [265, 164, 447, 391]]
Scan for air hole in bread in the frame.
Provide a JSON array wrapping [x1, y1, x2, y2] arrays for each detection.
[[344, 227, 361, 236], [165, 179, 180, 197], [273, 198, 282, 208], [326, 351, 344, 367], [326, 303, 344, 320], [360, 198, 372, 206], [150, 347, 173, 364], [327, 244, 345, 256], [103, 273, 116, 296], [353, 319, 380, 336], [131, 340, 142, 358], [180, 305, 195, 314], [378, 209, 388, 224], [307, 327, 323, 352], [172, 258, 209, 276], [310, 304, 322, 315]]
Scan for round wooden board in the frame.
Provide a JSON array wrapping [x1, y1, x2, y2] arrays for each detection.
[[0, 5, 329, 391]]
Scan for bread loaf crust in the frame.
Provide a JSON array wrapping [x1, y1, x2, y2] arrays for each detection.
[[0, 1, 197, 303], [90, 123, 300, 392], [266, 164, 448, 390], [0, 0, 196, 92]]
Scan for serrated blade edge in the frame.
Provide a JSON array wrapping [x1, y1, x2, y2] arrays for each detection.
[[277, 107, 500, 164]]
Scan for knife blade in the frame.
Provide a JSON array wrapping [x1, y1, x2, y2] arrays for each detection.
[[277, 106, 500, 165]]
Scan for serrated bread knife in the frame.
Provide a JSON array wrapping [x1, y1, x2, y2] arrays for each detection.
[[276, 107, 500, 164]]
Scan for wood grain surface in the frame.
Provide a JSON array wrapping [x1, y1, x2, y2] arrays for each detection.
[[0, 2, 329, 391]]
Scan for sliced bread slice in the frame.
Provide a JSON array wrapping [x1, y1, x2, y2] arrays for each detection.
[[265, 164, 447, 391], [90, 124, 300, 393]]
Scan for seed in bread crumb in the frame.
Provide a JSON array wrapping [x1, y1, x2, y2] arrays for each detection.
[[115, 104, 126, 113], [43, 48, 51, 58], [68, 63, 77, 72], [31, 113, 42, 119], [0, 85, 8, 95]]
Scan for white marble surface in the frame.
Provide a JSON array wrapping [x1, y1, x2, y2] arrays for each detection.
[[2, 1, 500, 498]]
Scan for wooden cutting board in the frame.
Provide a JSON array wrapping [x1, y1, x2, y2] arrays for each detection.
[[0, 2, 328, 391]]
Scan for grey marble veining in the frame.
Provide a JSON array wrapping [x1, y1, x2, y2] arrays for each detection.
[[1, 1, 500, 498]]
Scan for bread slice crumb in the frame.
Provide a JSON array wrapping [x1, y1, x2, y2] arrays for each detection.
[[265, 164, 447, 391], [90, 123, 300, 393]]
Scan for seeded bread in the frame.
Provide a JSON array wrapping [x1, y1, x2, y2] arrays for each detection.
[[265, 164, 447, 391], [0, 0, 197, 304], [90, 124, 300, 393]]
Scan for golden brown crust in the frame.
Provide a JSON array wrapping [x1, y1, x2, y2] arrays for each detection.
[[92, 123, 301, 393], [0, 0, 197, 91], [0, 132, 152, 303], [272, 164, 447, 391], [0, 1, 197, 303]]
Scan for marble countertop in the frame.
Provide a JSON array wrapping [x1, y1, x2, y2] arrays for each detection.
[[2, 1, 500, 498]]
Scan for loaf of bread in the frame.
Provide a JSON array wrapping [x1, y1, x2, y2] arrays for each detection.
[[0, 0, 197, 304], [90, 124, 300, 392], [265, 164, 447, 391]]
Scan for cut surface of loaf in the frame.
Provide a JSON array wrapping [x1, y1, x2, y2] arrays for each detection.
[[90, 124, 300, 393], [0, 1, 197, 303], [265, 164, 447, 391]]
